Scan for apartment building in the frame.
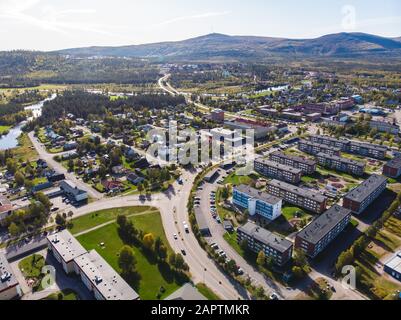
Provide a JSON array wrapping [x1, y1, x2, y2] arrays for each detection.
[[348, 141, 387, 160], [269, 151, 317, 175], [309, 135, 350, 151], [254, 158, 303, 184], [47, 230, 88, 274], [74, 250, 140, 300], [343, 174, 388, 214], [298, 140, 341, 157], [0, 253, 21, 300], [266, 179, 327, 214], [233, 185, 282, 221], [295, 205, 352, 258], [48, 230, 139, 300], [383, 156, 401, 178], [369, 120, 400, 135], [309, 135, 387, 160], [237, 221, 293, 266], [316, 153, 366, 176]]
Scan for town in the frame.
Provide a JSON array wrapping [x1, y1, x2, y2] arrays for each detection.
[[0, 1, 401, 305]]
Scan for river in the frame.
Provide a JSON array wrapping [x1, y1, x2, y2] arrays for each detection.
[[0, 93, 57, 150]]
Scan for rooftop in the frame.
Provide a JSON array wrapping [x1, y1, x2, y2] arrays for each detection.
[[299, 140, 342, 152], [235, 184, 282, 205], [270, 151, 316, 166], [0, 253, 19, 293], [344, 174, 388, 203], [385, 251, 401, 275], [316, 153, 365, 167], [349, 141, 387, 152], [296, 205, 351, 244], [60, 180, 87, 196], [47, 230, 87, 263], [0, 196, 13, 214], [238, 221, 293, 253], [255, 158, 303, 175], [165, 283, 207, 301], [385, 156, 401, 169], [267, 179, 326, 203], [74, 250, 139, 300]]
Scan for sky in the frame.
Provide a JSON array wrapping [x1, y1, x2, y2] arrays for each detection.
[[0, 0, 400, 51]]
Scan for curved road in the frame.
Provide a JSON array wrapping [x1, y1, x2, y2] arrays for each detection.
[[28, 132, 247, 300]]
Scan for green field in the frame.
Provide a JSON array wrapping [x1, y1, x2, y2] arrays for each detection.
[[18, 254, 45, 292], [196, 283, 221, 300], [0, 125, 11, 135], [282, 205, 310, 221], [76, 209, 180, 300], [13, 133, 38, 162], [224, 173, 256, 186], [69, 206, 157, 235], [43, 289, 79, 300]]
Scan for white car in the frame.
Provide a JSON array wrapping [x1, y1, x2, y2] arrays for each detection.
[[173, 234, 178, 240]]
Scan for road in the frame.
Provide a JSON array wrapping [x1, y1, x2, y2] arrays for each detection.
[[196, 172, 300, 299], [27, 130, 246, 299], [28, 131, 103, 200], [66, 169, 247, 300]]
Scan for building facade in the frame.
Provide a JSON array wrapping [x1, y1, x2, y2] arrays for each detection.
[[233, 185, 282, 221], [254, 158, 302, 184], [343, 174, 388, 214], [237, 222, 293, 266], [266, 179, 327, 214], [383, 157, 401, 178], [316, 153, 366, 176], [298, 140, 341, 157], [269, 151, 316, 175], [295, 205, 352, 258]]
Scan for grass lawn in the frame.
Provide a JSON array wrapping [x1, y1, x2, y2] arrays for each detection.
[[76, 210, 180, 300], [69, 206, 157, 235], [43, 289, 80, 300], [18, 254, 45, 292], [282, 205, 309, 221], [196, 283, 221, 300], [224, 174, 254, 186], [223, 231, 244, 256], [0, 125, 10, 135], [14, 133, 38, 162]]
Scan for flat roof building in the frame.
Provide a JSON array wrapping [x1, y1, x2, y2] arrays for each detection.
[[343, 174, 388, 214], [269, 151, 317, 175], [316, 153, 366, 176], [384, 251, 401, 283], [267, 180, 327, 214], [383, 156, 401, 179], [233, 185, 282, 221], [309, 135, 350, 151], [298, 140, 341, 157], [74, 250, 140, 300], [254, 158, 303, 184], [295, 205, 352, 258], [165, 283, 207, 300], [237, 221, 293, 266], [348, 141, 387, 160], [47, 230, 88, 274], [0, 253, 21, 300]]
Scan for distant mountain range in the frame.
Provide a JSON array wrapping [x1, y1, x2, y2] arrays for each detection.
[[56, 32, 401, 60]]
